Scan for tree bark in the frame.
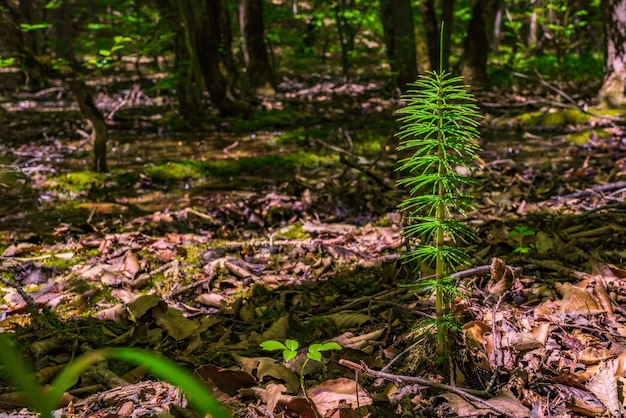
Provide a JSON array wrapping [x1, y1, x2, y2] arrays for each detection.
[[598, 0, 626, 107], [379, 0, 418, 89], [419, 0, 440, 71], [462, 0, 490, 88], [441, 0, 454, 70], [238, 0, 272, 91], [66, 79, 108, 171], [156, 0, 205, 121], [177, 0, 249, 116], [54, 0, 75, 62]]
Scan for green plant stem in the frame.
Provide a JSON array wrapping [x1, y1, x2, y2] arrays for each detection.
[[299, 358, 321, 418], [436, 118, 446, 361]]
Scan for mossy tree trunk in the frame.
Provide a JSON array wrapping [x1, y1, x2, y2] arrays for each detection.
[[598, 0, 626, 107], [379, 0, 418, 90]]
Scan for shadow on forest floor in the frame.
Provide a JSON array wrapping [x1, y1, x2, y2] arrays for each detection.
[[3, 78, 626, 416]]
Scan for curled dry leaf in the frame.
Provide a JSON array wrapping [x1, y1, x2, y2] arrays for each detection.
[[332, 329, 385, 352], [307, 377, 372, 417], [554, 282, 602, 314], [578, 347, 614, 365]]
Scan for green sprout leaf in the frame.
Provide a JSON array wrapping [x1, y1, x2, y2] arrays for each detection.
[[260, 340, 288, 351], [285, 339, 299, 351]]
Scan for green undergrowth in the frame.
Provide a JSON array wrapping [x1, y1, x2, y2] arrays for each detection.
[[45, 151, 335, 196], [495, 107, 626, 129], [498, 108, 590, 128], [564, 128, 612, 144]]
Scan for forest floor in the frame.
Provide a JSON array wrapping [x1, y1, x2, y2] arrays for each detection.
[[2, 76, 626, 417]]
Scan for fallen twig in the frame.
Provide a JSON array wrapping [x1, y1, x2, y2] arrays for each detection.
[[338, 359, 518, 418]]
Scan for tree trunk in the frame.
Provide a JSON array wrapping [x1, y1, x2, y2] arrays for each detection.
[[156, 0, 205, 121], [0, 0, 109, 172], [238, 0, 272, 91], [419, 0, 440, 71], [173, 0, 249, 116], [334, 0, 356, 82], [54, 0, 75, 62], [598, 0, 626, 107], [379, 0, 418, 89], [67, 78, 108, 172], [19, 0, 44, 56], [462, 0, 490, 88], [441, 0, 454, 70]]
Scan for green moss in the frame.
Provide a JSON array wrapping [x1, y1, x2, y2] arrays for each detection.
[[144, 161, 203, 182], [39, 254, 75, 270], [495, 108, 590, 128], [52, 171, 108, 193], [274, 224, 308, 240], [564, 128, 612, 144]]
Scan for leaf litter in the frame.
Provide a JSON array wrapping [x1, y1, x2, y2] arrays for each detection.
[[4, 85, 626, 416]]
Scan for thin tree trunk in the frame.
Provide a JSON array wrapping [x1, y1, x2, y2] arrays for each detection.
[[156, 0, 205, 121], [462, 0, 490, 88], [379, 0, 418, 89], [54, 0, 75, 62], [238, 0, 272, 91], [67, 79, 108, 172], [441, 0, 454, 70], [598, 0, 626, 107], [419, 0, 440, 71], [492, 1, 503, 54]]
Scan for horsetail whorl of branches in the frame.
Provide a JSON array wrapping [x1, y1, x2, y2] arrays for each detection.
[[395, 69, 482, 361]]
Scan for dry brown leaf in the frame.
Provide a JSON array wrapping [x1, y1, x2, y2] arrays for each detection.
[[463, 321, 490, 350], [194, 364, 256, 396], [486, 258, 516, 299], [579, 347, 614, 365], [332, 329, 385, 352], [122, 250, 140, 279], [233, 355, 299, 393], [260, 316, 290, 342], [507, 333, 543, 351], [612, 351, 626, 376], [554, 282, 602, 314], [152, 306, 200, 341], [531, 321, 551, 345], [266, 383, 287, 415], [196, 293, 225, 308], [327, 311, 371, 329], [307, 377, 372, 417], [593, 275, 614, 315], [438, 390, 530, 417], [586, 361, 623, 415]]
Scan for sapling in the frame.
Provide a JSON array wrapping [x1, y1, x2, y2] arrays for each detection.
[[261, 339, 341, 414], [396, 63, 482, 363], [508, 225, 535, 254]]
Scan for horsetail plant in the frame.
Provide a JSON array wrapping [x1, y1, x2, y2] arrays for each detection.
[[396, 68, 482, 363]]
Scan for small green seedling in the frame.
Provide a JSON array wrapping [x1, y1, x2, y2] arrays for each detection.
[[508, 225, 535, 254], [261, 339, 341, 413]]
